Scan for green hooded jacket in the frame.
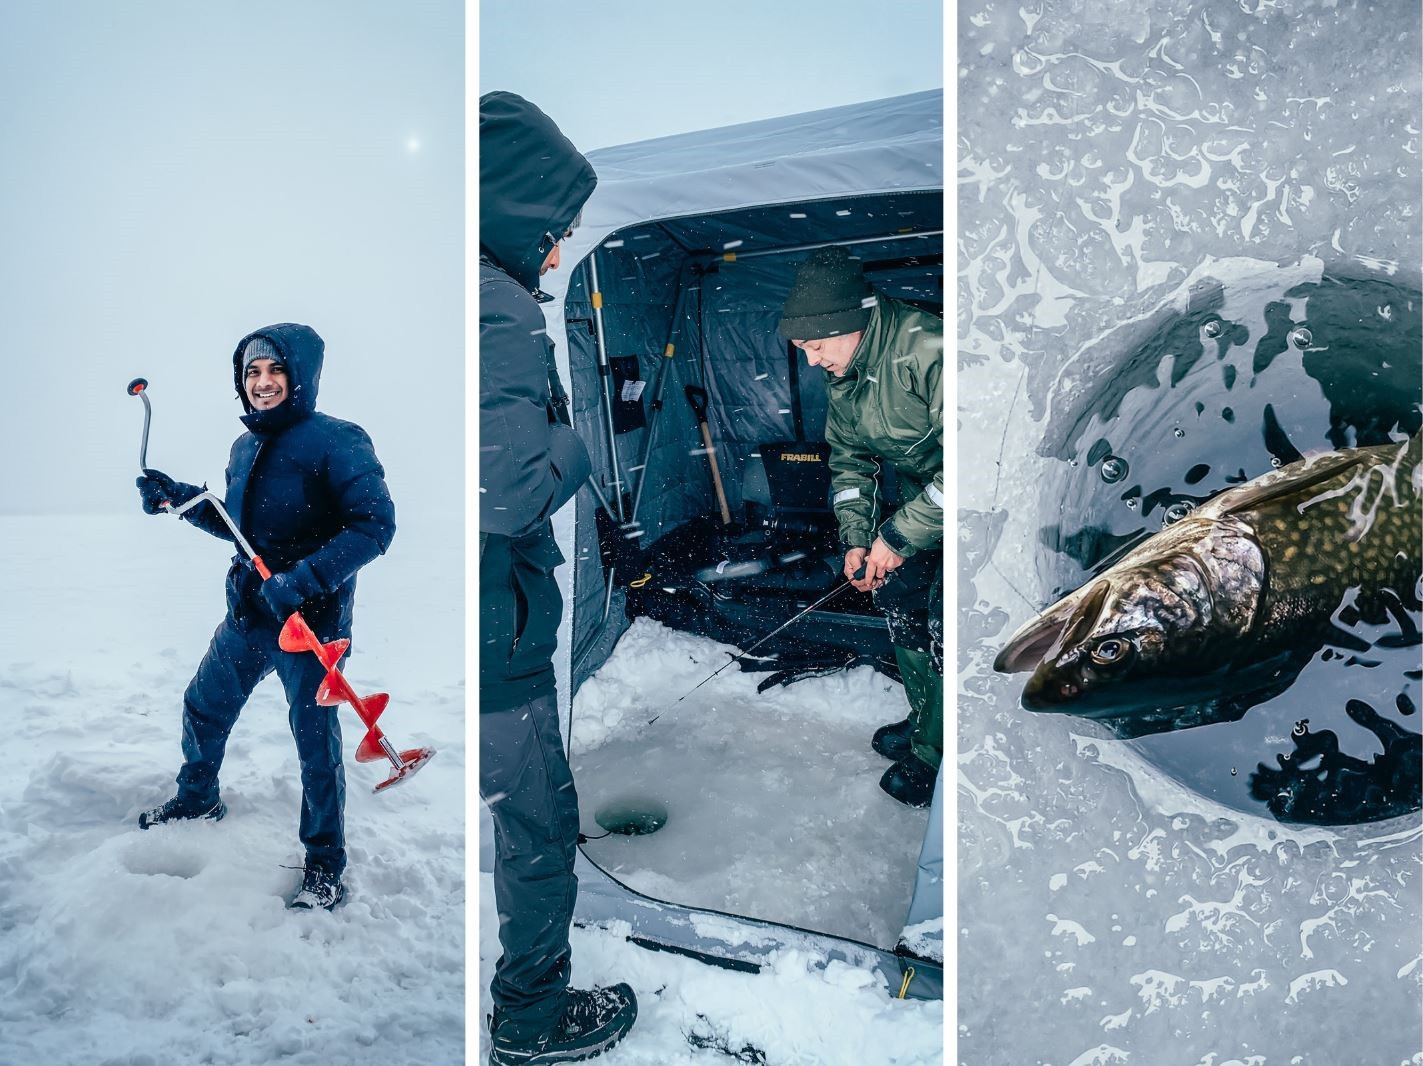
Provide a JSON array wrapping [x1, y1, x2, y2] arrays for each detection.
[[823, 295, 944, 557]]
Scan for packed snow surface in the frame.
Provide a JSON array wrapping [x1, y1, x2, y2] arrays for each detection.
[[477, 876, 945, 1066], [0, 513, 464, 1065], [570, 618, 931, 949]]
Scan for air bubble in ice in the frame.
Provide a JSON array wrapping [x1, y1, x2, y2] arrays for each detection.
[[1163, 502, 1194, 526], [1289, 327, 1312, 348], [1203, 319, 1223, 338]]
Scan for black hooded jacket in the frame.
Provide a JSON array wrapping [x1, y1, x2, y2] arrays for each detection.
[[479, 92, 596, 713], [177, 322, 396, 635]]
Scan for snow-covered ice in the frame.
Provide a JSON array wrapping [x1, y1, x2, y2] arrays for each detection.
[[0, 512, 464, 1065], [477, 875, 945, 1066], [571, 618, 930, 949], [477, 623, 945, 1065]]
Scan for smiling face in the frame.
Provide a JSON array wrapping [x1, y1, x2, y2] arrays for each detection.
[[791, 331, 864, 378], [244, 357, 288, 410]]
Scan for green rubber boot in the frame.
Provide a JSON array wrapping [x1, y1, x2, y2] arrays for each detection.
[[893, 645, 943, 771]]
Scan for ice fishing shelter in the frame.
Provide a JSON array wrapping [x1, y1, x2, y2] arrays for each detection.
[[536, 91, 944, 998]]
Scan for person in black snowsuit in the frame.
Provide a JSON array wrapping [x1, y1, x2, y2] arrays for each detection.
[[135, 323, 395, 911], [479, 91, 638, 1066]]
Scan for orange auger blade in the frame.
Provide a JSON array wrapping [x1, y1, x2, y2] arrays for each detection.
[[276, 611, 435, 792]]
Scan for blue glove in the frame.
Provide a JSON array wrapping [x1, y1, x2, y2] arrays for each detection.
[[260, 564, 320, 620], [136, 469, 180, 515]]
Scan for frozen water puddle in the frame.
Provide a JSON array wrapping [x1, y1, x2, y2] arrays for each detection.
[[570, 620, 929, 948]]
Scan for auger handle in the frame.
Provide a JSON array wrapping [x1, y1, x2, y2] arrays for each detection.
[[127, 377, 155, 472]]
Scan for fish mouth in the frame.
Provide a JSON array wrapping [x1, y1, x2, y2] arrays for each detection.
[[994, 580, 1110, 675]]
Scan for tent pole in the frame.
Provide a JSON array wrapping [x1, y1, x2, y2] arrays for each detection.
[[703, 228, 943, 264], [629, 266, 693, 524], [587, 251, 627, 522]]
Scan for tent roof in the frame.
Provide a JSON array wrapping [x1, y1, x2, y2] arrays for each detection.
[[550, 90, 943, 295]]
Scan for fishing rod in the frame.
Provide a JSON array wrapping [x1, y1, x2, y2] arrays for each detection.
[[648, 563, 883, 723]]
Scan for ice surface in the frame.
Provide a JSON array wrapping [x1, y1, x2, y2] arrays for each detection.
[[477, 870, 944, 1066], [0, 513, 464, 1064], [570, 618, 930, 949], [959, 0, 1422, 1062]]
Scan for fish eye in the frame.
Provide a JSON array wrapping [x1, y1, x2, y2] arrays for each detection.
[[1089, 637, 1134, 667]]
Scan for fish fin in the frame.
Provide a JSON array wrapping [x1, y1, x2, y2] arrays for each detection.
[[1207, 449, 1374, 518]]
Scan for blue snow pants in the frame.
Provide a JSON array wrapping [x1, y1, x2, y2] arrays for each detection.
[[480, 692, 580, 1038], [175, 613, 347, 875]]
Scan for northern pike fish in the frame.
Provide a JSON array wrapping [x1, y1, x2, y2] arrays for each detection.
[[995, 434, 1421, 724]]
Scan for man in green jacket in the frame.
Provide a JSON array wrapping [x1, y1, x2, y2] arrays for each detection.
[[779, 246, 944, 808]]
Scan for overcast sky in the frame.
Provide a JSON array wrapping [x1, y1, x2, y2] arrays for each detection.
[[478, 0, 944, 152], [1, 2, 942, 518], [1, 1, 463, 516]]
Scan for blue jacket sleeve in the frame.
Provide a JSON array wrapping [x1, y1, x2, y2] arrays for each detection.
[[479, 272, 591, 537], [173, 452, 238, 543], [287, 422, 397, 597]]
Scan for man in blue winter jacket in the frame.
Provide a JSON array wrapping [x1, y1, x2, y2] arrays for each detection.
[[135, 323, 395, 911], [479, 91, 638, 1066]]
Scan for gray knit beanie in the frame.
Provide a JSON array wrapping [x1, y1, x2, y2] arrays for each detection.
[[777, 247, 876, 341], [241, 336, 281, 370]]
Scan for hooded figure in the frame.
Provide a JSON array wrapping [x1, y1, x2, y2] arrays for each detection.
[[134, 323, 396, 911], [478, 92, 638, 1066]]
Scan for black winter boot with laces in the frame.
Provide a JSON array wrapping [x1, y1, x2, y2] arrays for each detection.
[[287, 865, 345, 911], [489, 982, 637, 1065], [137, 794, 227, 830]]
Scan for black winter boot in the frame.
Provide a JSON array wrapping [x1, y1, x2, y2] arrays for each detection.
[[489, 983, 638, 1065], [871, 718, 913, 761], [288, 865, 345, 911], [138, 795, 226, 830], [879, 755, 938, 808]]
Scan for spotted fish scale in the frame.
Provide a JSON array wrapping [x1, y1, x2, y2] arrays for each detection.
[[1226, 433, 1421, 645]]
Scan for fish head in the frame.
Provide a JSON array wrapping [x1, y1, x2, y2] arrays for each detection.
[[994, 553, 1234, 718]]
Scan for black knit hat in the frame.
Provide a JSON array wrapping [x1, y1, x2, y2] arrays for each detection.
[[778, 247, 876, 341]]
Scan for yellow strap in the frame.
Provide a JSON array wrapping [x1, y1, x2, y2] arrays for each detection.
[[722, 252, 737, 262], [592, 292, 603, 309], [629, 572, 652, 588], [897, 967, 915, 999], [664, 343, 676, 357]]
